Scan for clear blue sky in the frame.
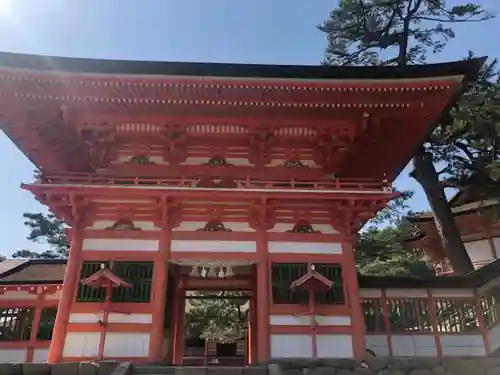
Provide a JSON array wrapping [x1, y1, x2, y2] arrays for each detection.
[[0, 0, 498, 256]]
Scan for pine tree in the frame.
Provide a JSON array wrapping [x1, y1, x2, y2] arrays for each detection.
[[319, 0, 496, 274]]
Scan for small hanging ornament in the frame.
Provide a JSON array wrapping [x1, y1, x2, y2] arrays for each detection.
[[189, 266, 199, 278], [218, 267, 225, 279], [200, 267, 208, 278]]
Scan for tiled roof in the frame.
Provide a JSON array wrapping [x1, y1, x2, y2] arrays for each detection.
[[0, 259, 66, 284]]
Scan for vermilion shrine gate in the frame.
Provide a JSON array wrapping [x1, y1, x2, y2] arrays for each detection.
[[0, 52, 490, 364]]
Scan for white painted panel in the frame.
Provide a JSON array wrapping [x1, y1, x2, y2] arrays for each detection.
[[268, 241, 342, 254], [63, 332, 100, 357], [359, 289, 382, 298], [82, 239, 159, 252], [170, 240, 256, 252], [316, 334, 353, 358], [269, 315, 350, 326], [266, 159, 318, 168], [270, 315, 310, 326], [391, 335, 436, 357], [488, 323, 500, 353], [113, 155, 167, 164], [440, 334, 485, 356], [493, 237, 500, 257], [365, 335, 390, 356], [69, 313, 99, 323], [88, 220, 160, 231], [270, 334, 312, 358], [0, 291, 37, 300], [269, 223, 338, 234], [385, 289, 427, 298], [173, 221, 254, 232], [465, 239, 494, 264], [431, 289, 474, 298], [32, 348, 49, 362], [0, 349, 26, 362], [103, 332, 150, 357], [315, 316, 351, 326], [108, 313, 152, 324]]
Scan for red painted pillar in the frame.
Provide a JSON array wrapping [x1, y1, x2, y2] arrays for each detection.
[[47, 224, 83, 363], [256, 227, 270, 362], [149, 227, 170, 362], [342, 241, 365, 359], [172, 281, 185, 365]]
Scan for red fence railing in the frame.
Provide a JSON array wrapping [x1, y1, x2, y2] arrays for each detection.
[[32, 173, 392, 192]]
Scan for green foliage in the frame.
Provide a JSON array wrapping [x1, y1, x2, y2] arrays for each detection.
[[357, 219, 434, 277], [13, 213, 69, 259], [185, 291, 248, 343], [318, 0, 494, 66], [319, 0, 497, 274]]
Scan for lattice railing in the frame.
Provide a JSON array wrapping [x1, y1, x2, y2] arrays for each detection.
[[32, 173, 391, 192]]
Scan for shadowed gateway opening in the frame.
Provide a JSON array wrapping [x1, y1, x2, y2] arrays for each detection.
[[183, 291, 251, 366], [162, 263, 255, 366]]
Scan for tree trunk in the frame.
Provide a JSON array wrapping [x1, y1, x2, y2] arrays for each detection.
[[411, 149, 474, 275]]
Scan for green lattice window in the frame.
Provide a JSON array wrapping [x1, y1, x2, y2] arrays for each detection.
[[77, 262, 107, 302], [111, 262, 153, 303], [313, 264, 345, 304], [77, 261, 153, 303], [271, 263, 345, 305], [272, 263, 308, 304], [36, 307, 57, 340], [0, 308, 34, 341]]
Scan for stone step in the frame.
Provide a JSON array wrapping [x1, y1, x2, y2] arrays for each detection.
[[132, 366, 267, 375]]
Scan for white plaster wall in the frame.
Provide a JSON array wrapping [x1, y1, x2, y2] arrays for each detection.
[[63, 332, 100, 358], [493, 237, 500, 257], [365, 335, 390, 356], [82, 239, 159, 252], [465, 239, 494, 264], [269, 223, 338, 233], [103, 332, 150, 357], [32, 349, 49, 363], [69, 313, 99, 323], [385, 289, 427, 298], [440, 334, 485, 356], [430, 289, 474, 298], [181, 157, 252, 166], [69, 313, 152, 324], [112, 155, 167, 164], [0, 291, 38, 300], [487, 324, 500, 353], [391, 335, 437, 357], [108, 313, 152, 324], [170, 240, 256, 252], [173, 221, 254, 232], [0, 349, 26, 362], [317, 335, 353, 358], [269, 315, 351, 326], [88, 220, 159, 231], [268, 241, 342, 254], [359, 289, 382, 298], [270, 334, 312, 358], [266, 159, 318, 168]]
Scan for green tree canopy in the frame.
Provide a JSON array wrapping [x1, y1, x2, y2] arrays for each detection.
[[319, 0, 498, 274]]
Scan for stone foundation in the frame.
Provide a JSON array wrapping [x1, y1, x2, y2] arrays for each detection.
[[0, 361, 128, 375], [268, 357, 500, 375]]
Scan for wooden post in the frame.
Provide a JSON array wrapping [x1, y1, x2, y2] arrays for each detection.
[[256, 226, 270, 362], [47, 224, 83, 363], [149, 226, 170, 362], [342, 241, 365, 359]]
